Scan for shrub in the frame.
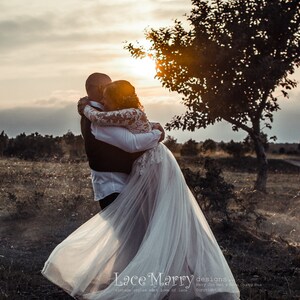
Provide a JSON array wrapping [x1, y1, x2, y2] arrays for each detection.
[[180, 139, 198, 156], [224, 140, 248, 158], [201, 139, 217, 153], [182, 158, 237, 221], [163, 135, 178, 152], [279, 147, 286, 154]]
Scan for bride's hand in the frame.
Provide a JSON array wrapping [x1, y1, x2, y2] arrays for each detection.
[[152, 123, 165, 142], [77, 97, 89, 115]]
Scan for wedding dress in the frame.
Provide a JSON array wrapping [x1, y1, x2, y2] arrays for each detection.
[[42, 106, 240, 300]]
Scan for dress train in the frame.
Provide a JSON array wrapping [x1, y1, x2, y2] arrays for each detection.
[[42, 144, 240, 299]]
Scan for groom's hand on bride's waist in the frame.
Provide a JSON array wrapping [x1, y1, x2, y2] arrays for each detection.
[[77, 97, 89, 115]]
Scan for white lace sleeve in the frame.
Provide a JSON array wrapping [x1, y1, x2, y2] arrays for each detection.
[[83, 105, 152, 133]]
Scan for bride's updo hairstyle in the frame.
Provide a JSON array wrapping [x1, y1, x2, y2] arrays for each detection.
[[103, 80, 143, 110]]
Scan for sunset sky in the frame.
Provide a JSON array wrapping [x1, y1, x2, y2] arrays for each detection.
[[0, 0, 299, 143]]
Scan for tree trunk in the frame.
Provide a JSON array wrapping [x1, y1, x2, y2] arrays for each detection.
[[252, 135, 268, 193]]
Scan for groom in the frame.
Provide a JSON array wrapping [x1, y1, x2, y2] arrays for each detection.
[[79, 73, 164, 210]]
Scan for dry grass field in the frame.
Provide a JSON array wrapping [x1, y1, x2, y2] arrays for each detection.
[[0, 156, 299, 299]]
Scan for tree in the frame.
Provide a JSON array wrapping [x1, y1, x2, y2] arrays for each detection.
[[224, 140, 248, 158], [243, 133, 270, 153], [4, 132, 63, 160], [163, 135, 178, 152], [201, 138, 217, 153], [126, 0, 300, 192], [279, 147, 286, 154], [62, 130, 85, 159], [0, 131, 8, 156], [180, 139, 199, 156]]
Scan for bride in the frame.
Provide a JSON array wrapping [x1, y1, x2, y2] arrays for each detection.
[[42, 80, 240, 300]]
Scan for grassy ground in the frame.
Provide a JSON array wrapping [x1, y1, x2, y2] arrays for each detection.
[[0, 156, 299, 299]]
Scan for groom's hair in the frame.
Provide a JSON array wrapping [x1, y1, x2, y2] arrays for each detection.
[[85, 73, 112, 99]]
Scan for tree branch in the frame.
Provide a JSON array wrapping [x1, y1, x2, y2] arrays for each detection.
[[223, 116, 253, 135], [256, 89, 270, 121]]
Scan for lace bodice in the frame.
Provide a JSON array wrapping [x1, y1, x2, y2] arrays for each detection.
[[83, 105, 152, 134]]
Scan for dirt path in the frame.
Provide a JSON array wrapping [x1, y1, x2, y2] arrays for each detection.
[[284, 159, 300, 168]]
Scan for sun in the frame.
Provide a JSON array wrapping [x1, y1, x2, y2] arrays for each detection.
[[129, 56, 157, 79]]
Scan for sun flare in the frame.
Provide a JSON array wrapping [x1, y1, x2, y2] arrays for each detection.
[[129, 56, 157, 79]]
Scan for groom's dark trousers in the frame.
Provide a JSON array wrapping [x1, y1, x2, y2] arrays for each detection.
[[98, 193, 119, 210]]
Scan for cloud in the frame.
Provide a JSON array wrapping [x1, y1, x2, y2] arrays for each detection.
[[0, 100, 242, 142], [33, 90, 82, 107], [34, 97, 62, 106], [0, 0, 299, 145], [0, 15, 55, 51], [1, 93, 299, 143], [0, 0, 191, 55], [0, 103, 81, 137], [0, 0, 193, 85]]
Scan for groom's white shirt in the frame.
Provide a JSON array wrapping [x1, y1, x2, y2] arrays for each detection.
[[88, 101, 161, 201]]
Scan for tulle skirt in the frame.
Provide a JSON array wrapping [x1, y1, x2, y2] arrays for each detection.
[[42, 144, 240, 299]]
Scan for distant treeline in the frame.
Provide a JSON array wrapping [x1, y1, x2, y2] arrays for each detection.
[[0, 131, 299, 161], [164, 136, 300, 157], [0, 131, 85, 161]]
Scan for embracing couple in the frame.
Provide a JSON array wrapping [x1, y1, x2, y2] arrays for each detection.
[[42, 73, 240, 300]]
